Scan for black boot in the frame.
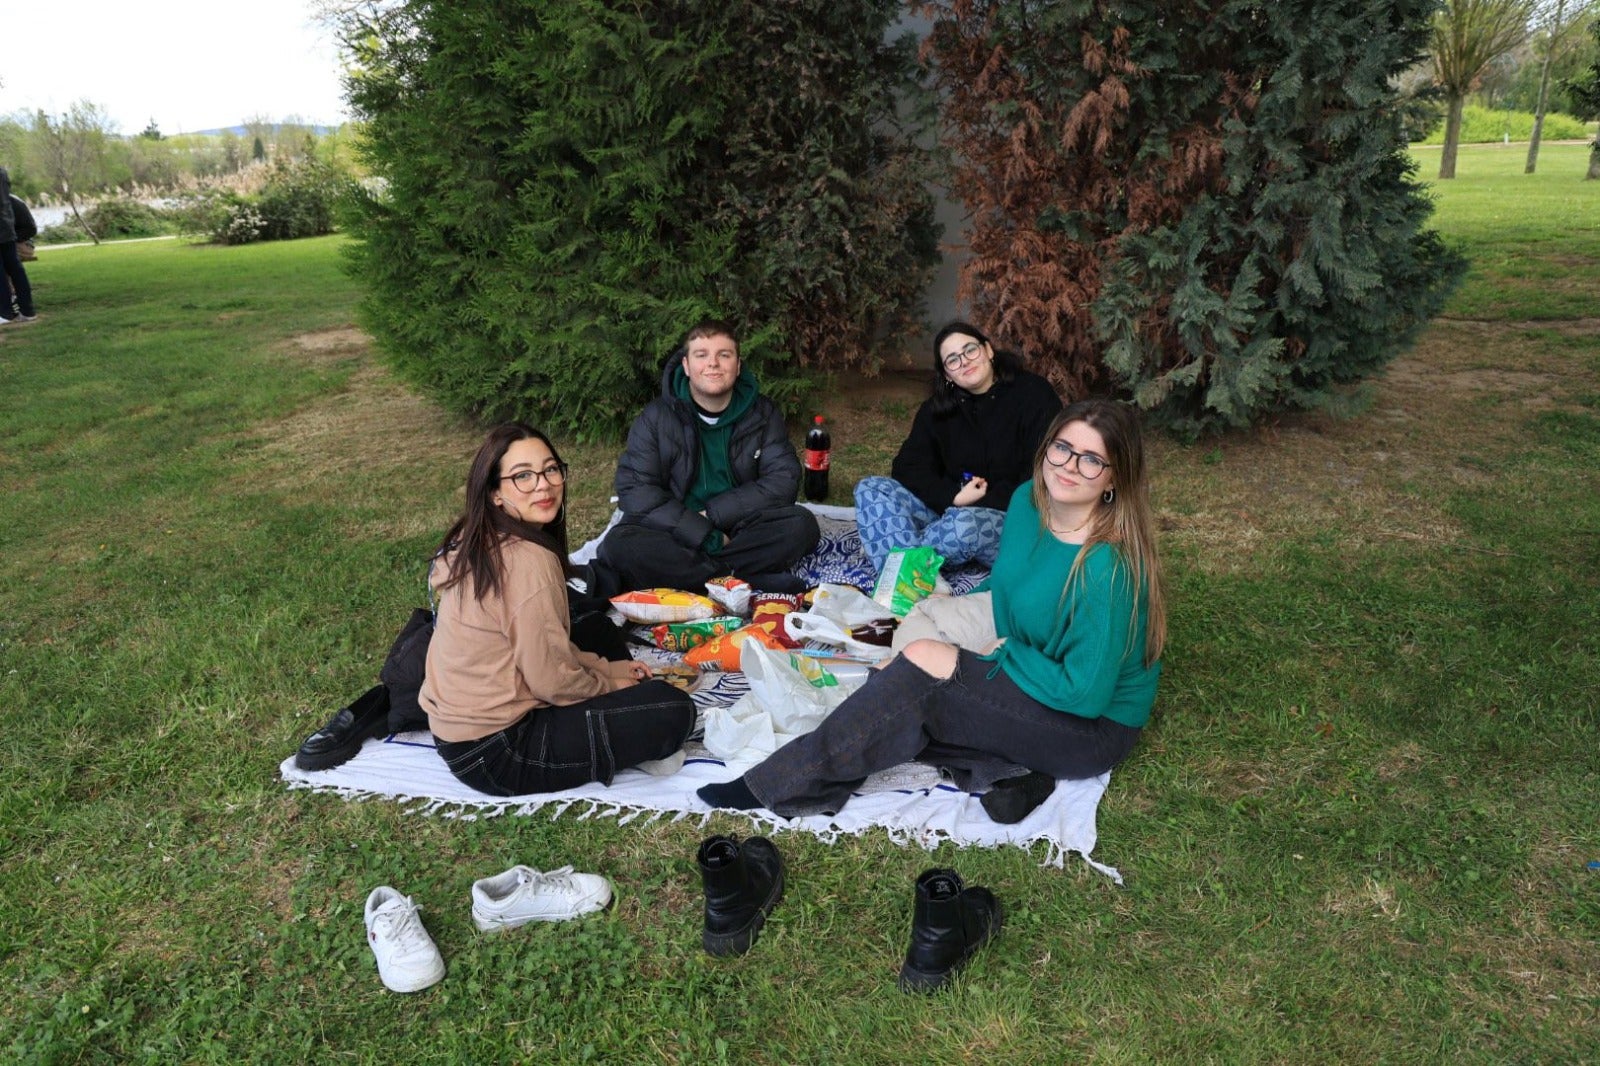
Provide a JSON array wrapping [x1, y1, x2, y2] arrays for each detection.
[[899, 868, 1002, 992], [697, 835, 785, 957], [295, 684, 392, 771]]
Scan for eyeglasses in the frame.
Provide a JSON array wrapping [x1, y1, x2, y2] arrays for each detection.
[[500, 463, 568, 491], [1044, 440, 1110, 480], [940, 341, 984, 371]]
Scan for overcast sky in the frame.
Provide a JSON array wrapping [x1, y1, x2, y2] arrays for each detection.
[[1, 0, 351, 134]]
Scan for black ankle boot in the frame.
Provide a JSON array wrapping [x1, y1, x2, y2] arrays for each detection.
[[899, 868, 1002, 992], [295, 684, 392, 771], [697, 835, 785, 957]]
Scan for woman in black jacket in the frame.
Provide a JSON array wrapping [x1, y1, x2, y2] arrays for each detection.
[[854, 321, 1060, 572]]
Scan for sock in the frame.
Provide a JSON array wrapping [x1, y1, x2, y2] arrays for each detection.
[[979, 770, 1056, 825], [697, 776, 763, 811]]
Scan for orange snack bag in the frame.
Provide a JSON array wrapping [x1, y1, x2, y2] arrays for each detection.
[[683, 626, 788, 672]]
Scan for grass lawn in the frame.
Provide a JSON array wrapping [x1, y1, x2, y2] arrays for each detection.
[[2, 143, 1597, 1063]]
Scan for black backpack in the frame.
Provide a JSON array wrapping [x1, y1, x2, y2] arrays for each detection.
[[9, 196, 36, 242]]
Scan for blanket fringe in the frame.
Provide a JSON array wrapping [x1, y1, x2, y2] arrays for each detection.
[[283, 768, 1116, 877]]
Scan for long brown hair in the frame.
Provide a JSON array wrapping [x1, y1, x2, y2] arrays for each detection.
[[433, 422, 571, 603], [1030, 399, 1166, 665]]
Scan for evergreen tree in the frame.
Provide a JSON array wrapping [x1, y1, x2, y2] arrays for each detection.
[[922, 0, 1465, 436], [1563, 17, 1600, 176], [340, 0, 936, 438]]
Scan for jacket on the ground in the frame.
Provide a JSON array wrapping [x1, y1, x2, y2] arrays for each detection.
[[613, 349, 801, 551]]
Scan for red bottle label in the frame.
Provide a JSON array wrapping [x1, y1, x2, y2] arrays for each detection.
[[804, 449, 830, 471]]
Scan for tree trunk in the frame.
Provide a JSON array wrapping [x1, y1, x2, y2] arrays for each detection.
[[1525, 47, 1555, 174], [1439, 94, 1465, 179], [62, 187, 99, 245]]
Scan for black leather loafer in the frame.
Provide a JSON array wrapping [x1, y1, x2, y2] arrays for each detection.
[[295, 684, 392, 771]]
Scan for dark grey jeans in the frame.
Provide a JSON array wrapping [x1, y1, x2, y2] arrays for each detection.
[[436, 680, 695, 797], [744, 651, 1141, 817]]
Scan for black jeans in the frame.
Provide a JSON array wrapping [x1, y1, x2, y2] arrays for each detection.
[[596, 505, 820, 592], [436, 680, 696, 797], [744, 651, 1141, 817], [0, 241, 32, 318]]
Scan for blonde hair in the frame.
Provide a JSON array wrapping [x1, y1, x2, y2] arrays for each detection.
[[1030, 399, 1166, 665]]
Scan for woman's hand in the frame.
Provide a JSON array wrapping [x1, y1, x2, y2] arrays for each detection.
[[953, 475, 989, 507], [608, 659, 653, 682]]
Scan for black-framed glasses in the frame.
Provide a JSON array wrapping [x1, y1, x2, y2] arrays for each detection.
[[940, 340, 984, 370], [1044, 440, 1110, 480], [500, 463, 568, 491]]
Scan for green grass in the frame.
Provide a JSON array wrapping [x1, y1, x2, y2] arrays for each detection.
[[1409, 142, 1600, 320], [3, 144, 1598, 1062]]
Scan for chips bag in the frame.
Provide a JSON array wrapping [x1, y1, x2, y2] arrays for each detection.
[[609, 588, 719, 624], [871, 547, 944, 617], [705, 576, 753, 618], [650, 615, 745, 653], [683, 625, 788, 671]]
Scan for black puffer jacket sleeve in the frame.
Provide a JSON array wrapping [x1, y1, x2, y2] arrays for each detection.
[[614, 398, 714, 550]]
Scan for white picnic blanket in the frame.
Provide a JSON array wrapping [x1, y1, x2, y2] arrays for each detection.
[[278, 728, 1119, 878], [279, 504, 1122, 879]]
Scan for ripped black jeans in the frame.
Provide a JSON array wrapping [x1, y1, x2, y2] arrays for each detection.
[[743, 651, 1140, 818], [436, 680, 695, 797]]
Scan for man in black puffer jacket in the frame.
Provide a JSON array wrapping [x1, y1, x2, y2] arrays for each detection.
[[595, 320, 820, 594]]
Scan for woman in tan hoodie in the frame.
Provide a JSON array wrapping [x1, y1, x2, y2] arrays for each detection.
[[421, 423, 695, 795]]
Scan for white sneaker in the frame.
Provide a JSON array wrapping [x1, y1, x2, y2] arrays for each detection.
[[364, 886, 445, 992], [471, 865, 614, 931]]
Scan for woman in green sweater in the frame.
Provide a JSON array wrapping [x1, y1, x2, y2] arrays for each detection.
[[698, 398, 1166, 823]]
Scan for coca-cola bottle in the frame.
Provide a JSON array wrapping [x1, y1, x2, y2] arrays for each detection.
[[804, 415, 831, 501]]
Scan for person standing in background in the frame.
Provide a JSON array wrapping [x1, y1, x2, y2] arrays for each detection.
[[0, 167, 38, 325]]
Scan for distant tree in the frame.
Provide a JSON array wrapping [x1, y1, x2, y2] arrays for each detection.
[[1525, 0, 1596, 171], [1563, 15, 1600, 175], [139, 118, 164, 141], [29, 101, 120, 243], [252, 136, 267, 163], [921, 0, 1464, 435], [1432, 0, 1537, 177], [220, 130, 244, 172]]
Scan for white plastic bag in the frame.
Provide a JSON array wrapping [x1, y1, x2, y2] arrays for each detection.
[[809, 583, 891, 627], [782, 611, 892, 661], [702, 641, 867, 771]]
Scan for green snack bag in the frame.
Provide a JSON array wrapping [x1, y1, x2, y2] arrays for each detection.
[[651, 615, 745, 653], [871, 547, 944, 617]]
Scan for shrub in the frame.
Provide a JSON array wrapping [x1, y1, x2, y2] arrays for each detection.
[[34, 198, 178, 244], [1416, 104, 1592, 144], [255, 159, 349, 241], [922, 0, 1465, 436], [339, 0, 937, 439], [171, 159, 352, 245]]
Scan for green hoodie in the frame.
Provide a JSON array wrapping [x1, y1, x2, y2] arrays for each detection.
[[673, 365, 759, 554]]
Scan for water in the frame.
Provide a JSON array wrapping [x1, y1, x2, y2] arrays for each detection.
[[29, 201, 176, 232], [32, 205, 74, 229]]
